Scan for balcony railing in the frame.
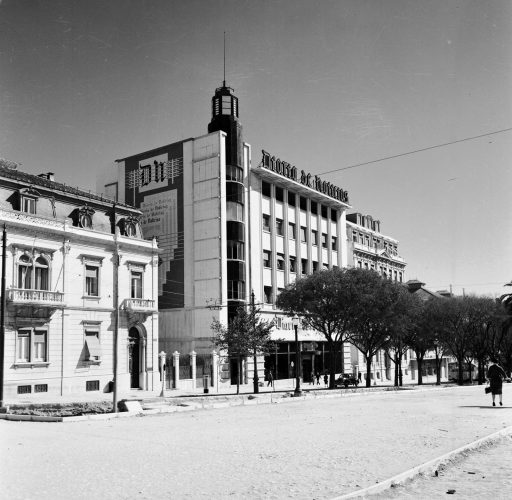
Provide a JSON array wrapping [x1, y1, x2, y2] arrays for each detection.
[[122, 298, 157, 312], [7, 288, 65, 306]]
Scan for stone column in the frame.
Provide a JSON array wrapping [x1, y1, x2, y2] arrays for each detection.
[[141, 338, 147, 390], [212, 350, 219, 391], [191, 350, 197, 389], [173, 351, 180, 389]]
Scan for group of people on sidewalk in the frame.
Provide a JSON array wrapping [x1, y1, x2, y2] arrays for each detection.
[[486, 358, 508, 406], [264, 370, 330, 388]]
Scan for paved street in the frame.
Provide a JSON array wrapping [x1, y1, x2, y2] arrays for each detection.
[[1, 385, 511, 499]]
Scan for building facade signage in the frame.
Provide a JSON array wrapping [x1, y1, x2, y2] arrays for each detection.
[[261, 150, 349, 203]]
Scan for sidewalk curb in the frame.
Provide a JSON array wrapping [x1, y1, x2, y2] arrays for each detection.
[[0, 385, 455, 422], [333, 425, 512, 499]]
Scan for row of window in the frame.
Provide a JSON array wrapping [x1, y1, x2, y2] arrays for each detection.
[[17, 189, 138, 236], [262, 215, 338, 250], [15, 325, 101, 364], [356, 260, 403, 282], [261, 182, 338, 222], [352, 231, 398, 254], [263, 250, 329, 275], [15, 253, 144, 299]]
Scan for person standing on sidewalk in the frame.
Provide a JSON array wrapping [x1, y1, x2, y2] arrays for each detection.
[[487, 358, 507, 406], [267, 369, 274, 388]]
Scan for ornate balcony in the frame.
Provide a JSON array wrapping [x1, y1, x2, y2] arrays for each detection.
[[7, 288, 66, 318], [8, 288, 65, 306], [122, 298, 157, 323]]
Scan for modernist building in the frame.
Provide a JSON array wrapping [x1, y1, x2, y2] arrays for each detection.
[[98, 81, 407, 387], [0, 160, 159, 401]]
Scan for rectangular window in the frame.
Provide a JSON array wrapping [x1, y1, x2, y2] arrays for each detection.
[[300, 196, 307, 211], [85, 265, 99, 296], [288, 222, 296, 240], [276, 253, 285, 271], [264, 286, 272, 304], [227, 241, 244, 260], [312, 261, 318, 273], [310, 202, 317, 215], [227, 281, 245, 300], [331, 236, 337, 251], [86, 380, 100, 392], [22, 197, 36, 214], [311, 230, 318, 246], [85, 330, 101, 362], [17, 385, 32, 394], [33, 330, 47, 362], [321, 233, 328, 248], [275, 186, 283, 202], [262, 181, 271, 198], [17, 330, 30, 362], [352, 232, 357, 242], [275, 218, 284, 236], [300, 226, 307, 243], [288, 192, 296, 206], [35, 384, 48, 393], [301, 259, 308, 275], [131, 271, 143, 299], [289, 256, 296, 273], [263, 250, 271, 268], [16, 329, 47, 363], [262, 214, 270, 232], [330, 209, 337, 222]]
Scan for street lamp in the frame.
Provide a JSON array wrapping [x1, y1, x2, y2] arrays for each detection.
[[292, 314, 302, 396]]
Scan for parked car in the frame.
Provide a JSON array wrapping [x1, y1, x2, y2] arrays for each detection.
[[335, 374, 359, 388]]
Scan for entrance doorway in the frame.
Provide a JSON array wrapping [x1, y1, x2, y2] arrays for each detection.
[[128, 328, 140, 389]]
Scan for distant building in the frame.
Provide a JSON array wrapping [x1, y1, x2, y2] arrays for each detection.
[[346, 212, 406, 281], [0, 161, 159, 401], [346, 212, 407, 383]]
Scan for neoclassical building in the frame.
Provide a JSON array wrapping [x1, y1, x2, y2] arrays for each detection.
[[0, 161, 159, 401]]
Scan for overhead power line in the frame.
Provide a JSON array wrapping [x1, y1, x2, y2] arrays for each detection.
[[317, 127, 512, 176]]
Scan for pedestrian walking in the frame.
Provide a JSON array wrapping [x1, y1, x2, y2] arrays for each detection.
[[487, 358, 507, 406], [310, 371, 315, 385], [323, 373, 329, 388], [267, 369, 274, 388], [316, 372, 320, 385]]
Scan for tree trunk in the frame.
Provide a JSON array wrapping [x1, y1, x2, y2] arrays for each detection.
[[417, 357, 423, 385], [253, 347, 259, 394], [398, 352, 403, 386], [394, 355, 399, 387], [435, 352, 441, 385], [457, 358, 464, 385], [329, 341, 337, 389], [365, 353, 373, 388], [236, 355, 241, 395]]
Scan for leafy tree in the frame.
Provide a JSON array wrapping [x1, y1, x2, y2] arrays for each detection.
[[347, 271, 410, 388], [386, 291, 423, 386], [437, 297, 477, 385], [406, 298, 443, 385], [465, 297, 500, 384], [211, 306, 275, 394], [276, 268, 361, 389]]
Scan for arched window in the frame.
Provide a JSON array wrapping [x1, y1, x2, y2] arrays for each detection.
[[17, 255, 32, 289], [34, 256, 49, 290]]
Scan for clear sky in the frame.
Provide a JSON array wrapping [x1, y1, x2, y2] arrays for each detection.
[[1, 0, 511, 298]]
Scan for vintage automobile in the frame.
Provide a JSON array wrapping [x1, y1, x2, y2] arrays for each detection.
[[335, 373, 359, 388]]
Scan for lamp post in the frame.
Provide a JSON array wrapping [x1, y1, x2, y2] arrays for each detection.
[[292, 314, 302, 396]]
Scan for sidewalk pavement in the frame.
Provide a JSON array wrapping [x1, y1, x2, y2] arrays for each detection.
[[370, 434, 512, 499], [3, 377, 429, 406]]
